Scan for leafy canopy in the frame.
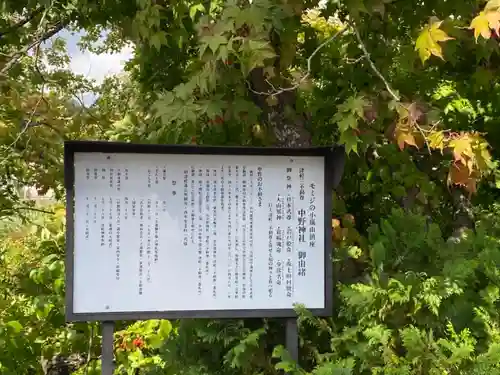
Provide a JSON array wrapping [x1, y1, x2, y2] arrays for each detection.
[[0, 0, 499, 374]]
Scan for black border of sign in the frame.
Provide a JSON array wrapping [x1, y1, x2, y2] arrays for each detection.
[[64, 140, 335, 322]]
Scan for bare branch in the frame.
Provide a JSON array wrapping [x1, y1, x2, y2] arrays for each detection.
[[344, 56, 364, 64], [247, 26, 348, 97], [351, 23, 401, 102], [246, 22, 398, 101], [13, 206, 55, 215], [0, 21, 65, 76], [351, 24, 439, 153]]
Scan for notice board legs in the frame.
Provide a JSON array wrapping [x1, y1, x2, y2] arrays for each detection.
[[285, 318, 299, 372], [102, 321, 114, 375]]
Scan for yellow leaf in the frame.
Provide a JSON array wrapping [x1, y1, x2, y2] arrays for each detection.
[[395, 129, 418, 150], [470, 11, 500, 41], [332, 218, 343, 241], [415, 20, 454, 63], [484, 11, 500, 34], [448, 162, 477, 194], [470, 13, 491, 40], [414, 132, 426, 149], [392, 103, 422, 150], [332, 218, 341, 228], [427, 130, 446, 151], [394, 102, 409, 119], [470, 133, 494, 172], [449, 135, 474, 164], [485, 0, 500, 12]]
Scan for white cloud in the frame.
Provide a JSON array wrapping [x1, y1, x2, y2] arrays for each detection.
[[44, 29, 134, 84], [42, 29, 134, 105], [68, 44, 134, 85], [69, 41, 134, 106]]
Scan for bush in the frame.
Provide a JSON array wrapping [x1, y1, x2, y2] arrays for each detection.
[[1, 205, 499, 375]]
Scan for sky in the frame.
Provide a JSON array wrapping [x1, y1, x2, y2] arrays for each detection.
[[23, 30, 134, 197], [50, 29, 134, 105], [62, 30, 133, 83]]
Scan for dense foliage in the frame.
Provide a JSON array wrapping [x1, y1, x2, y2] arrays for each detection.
[[1, 0, 500, 374]]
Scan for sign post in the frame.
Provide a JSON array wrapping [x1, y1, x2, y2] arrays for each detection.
[[64, 141, 343, 373], [101, 321, 114, 375], [286, 318, 299, 365]]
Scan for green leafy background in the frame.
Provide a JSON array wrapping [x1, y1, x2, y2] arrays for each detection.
[[1, 0, 500, 374]]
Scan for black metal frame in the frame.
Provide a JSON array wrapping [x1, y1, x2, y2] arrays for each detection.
[[64, 140, 337, 322]]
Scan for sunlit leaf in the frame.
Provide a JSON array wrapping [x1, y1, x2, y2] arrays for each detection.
[[470, 11, 500, 41], [415, 20, 454, 63], [6, 321, 23, 333]]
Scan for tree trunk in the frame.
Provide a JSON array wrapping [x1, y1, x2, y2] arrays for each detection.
[[248, 67, 312, 148], [448, 188, 474, 243]]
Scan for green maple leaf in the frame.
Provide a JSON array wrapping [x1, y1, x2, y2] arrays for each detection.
[[149, 32, 167, 51], [208, 35, 227, 53], [338, 96, 367, 117], [199, 34, 227, 57], [199, 97, 226, 118], [337, 113, 359, 132], [339, 130, 359, 155]]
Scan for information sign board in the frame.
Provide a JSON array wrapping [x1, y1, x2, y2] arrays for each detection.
[[64, 141, 334, 321]]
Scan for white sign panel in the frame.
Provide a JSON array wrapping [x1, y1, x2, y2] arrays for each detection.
[[72, 152, 325, 314]]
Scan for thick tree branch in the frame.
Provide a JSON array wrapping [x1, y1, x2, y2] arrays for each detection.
[[448, 188, 475, 242], [248, 66, 312, 147]]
